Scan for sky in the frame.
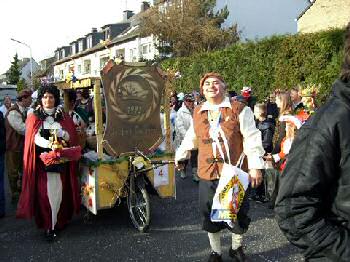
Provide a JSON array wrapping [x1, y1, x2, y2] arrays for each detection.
[[0, 0, 147, 74], [217, 0, 309, 40]]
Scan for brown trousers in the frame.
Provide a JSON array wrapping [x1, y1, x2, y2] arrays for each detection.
[[5, 151, 22, 197]]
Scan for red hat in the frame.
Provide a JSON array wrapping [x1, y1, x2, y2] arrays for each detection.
[[241, 86, 252, 98]]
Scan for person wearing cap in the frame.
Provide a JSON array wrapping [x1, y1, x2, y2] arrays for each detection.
[[174, 93, 198, 181], [5, 89, 32, 202], [175, 72, 265, 262], [237, 86, 257, 111]]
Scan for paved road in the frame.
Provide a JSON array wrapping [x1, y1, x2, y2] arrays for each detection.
[[0, 172, 303, 262]]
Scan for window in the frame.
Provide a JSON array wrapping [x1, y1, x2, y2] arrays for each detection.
[[130, 49, 134, 61], [78, 41, 84, 52], [77, 65, 81, 74], [87, 36, 93, 49], [100, 57, 109, 69], [83, 60, 91, 74], [142, 44, 149, 55], [105, 29, 111, 40], [59, 70, 64, 80], [115, 49, 125, 59], [60, 49, 65, 58], [71, 44, 76, 54]]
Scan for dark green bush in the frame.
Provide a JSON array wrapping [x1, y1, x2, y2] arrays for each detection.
[[161, 28, 345, 103]]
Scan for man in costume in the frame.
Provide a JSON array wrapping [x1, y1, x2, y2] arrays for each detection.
[[175, 73, 265, 261], [5, 89, 32, 202], [16, 85, 80, 242], [275, 22, 350, 261]]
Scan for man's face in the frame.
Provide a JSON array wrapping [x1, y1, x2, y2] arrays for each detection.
[[202, 77, 225, 100], [184, 99, 194, 110], [290, 90, 300, 103], [3, 97, 11, 108], [23, 96, 33, 108]]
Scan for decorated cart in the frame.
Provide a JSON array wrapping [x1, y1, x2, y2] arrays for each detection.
[[56, 61, 176, 232]]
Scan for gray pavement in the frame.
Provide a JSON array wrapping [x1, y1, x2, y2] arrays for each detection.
[[0, 172, 303, 262]]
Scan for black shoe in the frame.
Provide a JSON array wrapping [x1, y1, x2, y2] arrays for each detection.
[[267, 201, 275, 209], [44, 230, 57, 242], [229, 246, 246, 262], [208, 251, 223, 262]]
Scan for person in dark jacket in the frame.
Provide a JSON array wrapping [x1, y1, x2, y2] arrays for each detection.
[[275, 22, 350, 261], [251, 103, 275, 202], [266, 92, 279, 125], [0, 111, 6, 218]]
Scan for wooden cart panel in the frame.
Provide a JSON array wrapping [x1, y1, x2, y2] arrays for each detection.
[[80, 161, 129, 214]]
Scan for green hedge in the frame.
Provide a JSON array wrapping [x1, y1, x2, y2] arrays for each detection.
[[161, 28, 345, 102]]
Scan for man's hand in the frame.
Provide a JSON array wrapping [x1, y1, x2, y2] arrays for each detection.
[[249, 169, 263, 188], [175, 162, 185, 171]]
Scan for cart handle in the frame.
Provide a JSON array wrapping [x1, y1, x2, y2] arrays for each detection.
[[149, 160, 175, 165]]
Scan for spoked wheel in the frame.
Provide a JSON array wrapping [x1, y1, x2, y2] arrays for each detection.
[[127, 181, 151, 233]]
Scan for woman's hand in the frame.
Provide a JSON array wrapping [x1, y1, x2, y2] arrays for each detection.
[[263, 153, 273, 161]]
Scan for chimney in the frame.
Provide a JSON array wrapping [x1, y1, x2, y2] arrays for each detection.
[[92, 27, 97, 33], [141, 1, 150, 12], [123, 10, 134, 21]]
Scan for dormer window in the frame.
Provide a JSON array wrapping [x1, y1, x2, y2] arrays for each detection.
[[60, 49, 65, 58], [71, 44, 76, 55], [87, 36, 93, 49], [105, 29, 111, 40], [79, 40, 84, 52]]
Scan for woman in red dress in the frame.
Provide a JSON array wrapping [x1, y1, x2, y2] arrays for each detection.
[[17, 85, 80, 242]]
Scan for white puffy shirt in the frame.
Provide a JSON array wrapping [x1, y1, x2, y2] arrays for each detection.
[[175, 97, 265, 170]]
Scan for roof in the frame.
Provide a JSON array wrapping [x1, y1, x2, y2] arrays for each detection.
[[54, 25, 141, 66], [297, 0, 316, 20]]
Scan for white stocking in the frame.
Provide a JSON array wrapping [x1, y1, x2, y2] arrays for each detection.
[[208, 232, 221, 254], [231, 233, 243, 250], [47, 172, 62, 230]]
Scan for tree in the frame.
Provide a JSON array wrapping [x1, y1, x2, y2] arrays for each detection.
[[140, 0, 239, 57], [7, 53, 21, 85], [17, 78, 28, 92]]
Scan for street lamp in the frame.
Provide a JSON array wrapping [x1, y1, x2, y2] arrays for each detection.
[[10, 38, 33, 88]]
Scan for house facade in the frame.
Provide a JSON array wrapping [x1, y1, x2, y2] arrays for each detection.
[[53, 2, 158, 82], [297, 0, 350, 33]]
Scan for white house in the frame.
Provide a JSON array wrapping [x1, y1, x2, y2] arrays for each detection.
[[53, 2, 157, 82]]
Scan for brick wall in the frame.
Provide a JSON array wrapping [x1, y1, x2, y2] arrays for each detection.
[[298, 0, 350, 33]]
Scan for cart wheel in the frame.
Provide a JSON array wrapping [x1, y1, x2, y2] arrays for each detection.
[[127, 182, 150, 233]]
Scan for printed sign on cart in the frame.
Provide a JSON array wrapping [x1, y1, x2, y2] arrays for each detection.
[[153, 164, 169, 187]]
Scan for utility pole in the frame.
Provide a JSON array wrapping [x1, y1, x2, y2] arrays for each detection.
[[10, 38, 33, 89]]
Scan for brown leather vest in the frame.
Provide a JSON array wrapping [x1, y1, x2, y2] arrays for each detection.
[[193, 100, 247, 180], [5, 104, 26, 152]]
